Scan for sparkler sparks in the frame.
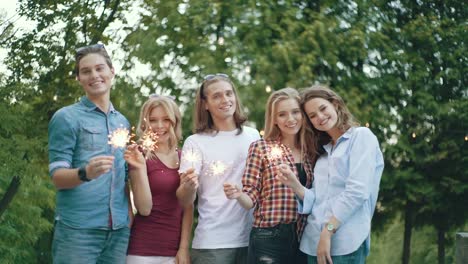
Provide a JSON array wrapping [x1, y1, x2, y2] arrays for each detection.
[[138, 129, 159, 157], [265, 145, 285, 167], [108, 127, 131, 149], [269, 145, 283, 160], [184, 149, 201, 168], [211, 161, 226, 178]]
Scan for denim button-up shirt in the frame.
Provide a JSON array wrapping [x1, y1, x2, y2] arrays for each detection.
[[48, 96, 130, 230], [298, 127, 384, 256]]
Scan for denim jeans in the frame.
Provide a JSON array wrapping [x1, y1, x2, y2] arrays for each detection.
[[248, 223, 298, 264], [52, 221, 130, 264], [307, 242, 366, 264], [191, 247, 248, 264]]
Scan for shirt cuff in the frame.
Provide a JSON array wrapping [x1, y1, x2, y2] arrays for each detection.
[[49, 161, 71, 177], [297, 186, 315, 214]]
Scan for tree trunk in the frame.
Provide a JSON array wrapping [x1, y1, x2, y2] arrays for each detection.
[[437, 227, 446, 264], [0, 176, 21, 219], [402, 201, 414, 264]]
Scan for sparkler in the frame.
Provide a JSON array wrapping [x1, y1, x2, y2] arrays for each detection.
[[138, 129, 159, 158], [266, 145, 284, 166], [108, 127, 131, 149], [184, 148, 201, 168], [108, 126, 132, 180], [210, 161, 226, 178]]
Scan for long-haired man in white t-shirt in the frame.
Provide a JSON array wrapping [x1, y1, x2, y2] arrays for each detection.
[[177, 74, 260, 264]]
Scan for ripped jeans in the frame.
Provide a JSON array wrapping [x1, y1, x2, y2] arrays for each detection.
[[247, 223, 298, 264]]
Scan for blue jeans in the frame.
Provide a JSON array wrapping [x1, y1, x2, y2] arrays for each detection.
[[52, 221, 130, 264], [307, 242, 366, 264], [248, 223, 298, 264]]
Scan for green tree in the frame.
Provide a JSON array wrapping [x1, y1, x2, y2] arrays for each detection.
[[369, 1, 467, 263]]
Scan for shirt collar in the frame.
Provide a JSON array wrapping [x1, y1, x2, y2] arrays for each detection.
[[80, 96, 116, 113], [323, 127, 354, 152]]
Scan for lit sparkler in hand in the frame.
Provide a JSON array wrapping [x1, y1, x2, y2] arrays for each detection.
[[108, 126, 132, 179], [138, 129, 159, 158], [108, 127, 131, 149]]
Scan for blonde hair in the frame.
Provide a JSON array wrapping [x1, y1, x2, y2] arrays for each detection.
[[264, 88, 312, 162], [300, 84, 359, 156], [194, 76, 246, 134], [137, 96, 182, 159]]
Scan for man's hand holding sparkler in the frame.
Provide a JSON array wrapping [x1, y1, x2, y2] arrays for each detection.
[[223, 182, 253, 210], [223, 183, 242, 200], [86, 155, 115, 180]]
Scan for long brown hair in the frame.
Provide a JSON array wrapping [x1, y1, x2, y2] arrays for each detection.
[[193, 75, 246, 134], [300, 84, 359, 156]]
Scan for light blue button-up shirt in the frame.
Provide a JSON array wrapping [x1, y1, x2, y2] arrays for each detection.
[[48, 96, 130, 230], [298, 127, 384, 256]]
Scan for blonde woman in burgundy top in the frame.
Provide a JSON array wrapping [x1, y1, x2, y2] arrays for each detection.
[[125, 95, 193, 264]]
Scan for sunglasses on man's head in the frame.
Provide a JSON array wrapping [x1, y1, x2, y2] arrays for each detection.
[[203, 73, 229, 81], [75, 43, 106, 54], [200, 73, 230, 99], [149, 94, 176, 101]]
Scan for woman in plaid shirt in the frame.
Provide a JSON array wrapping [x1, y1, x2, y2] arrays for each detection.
[[223, 88, 314, 264]]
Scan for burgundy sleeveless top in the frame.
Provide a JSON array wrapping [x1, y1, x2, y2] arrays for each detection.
[[127, 152, 183, 256]]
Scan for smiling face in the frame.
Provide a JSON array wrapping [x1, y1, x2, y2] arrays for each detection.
[[304, 97, 339, 134], [274, 98, 303, 138], [203, 80, 237, 125], [148, 105, 173, 145], [77, 53, 115, 99]]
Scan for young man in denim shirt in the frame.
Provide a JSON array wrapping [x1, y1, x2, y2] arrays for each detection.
[[48, 44, 132, 264]]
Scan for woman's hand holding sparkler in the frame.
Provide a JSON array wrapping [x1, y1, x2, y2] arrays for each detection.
[[124, 144, 146, 170], [86, 156, 115, 180], [276, 164, 305, 200], [179, 168, 199, 191]]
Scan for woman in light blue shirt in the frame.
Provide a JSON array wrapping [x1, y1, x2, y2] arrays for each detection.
[[277, 85, 384, 264]]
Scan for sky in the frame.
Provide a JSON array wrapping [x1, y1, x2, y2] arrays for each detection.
[[0, 0, 31, 73]]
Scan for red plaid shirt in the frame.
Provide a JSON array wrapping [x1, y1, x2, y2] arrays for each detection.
[[242, 139, 313, 239]]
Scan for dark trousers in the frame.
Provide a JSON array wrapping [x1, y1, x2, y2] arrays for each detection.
[[247, 223, 301, 264]]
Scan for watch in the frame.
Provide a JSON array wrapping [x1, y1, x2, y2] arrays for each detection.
[[78, 165, 90, 182], [326, 222, 336, 234]]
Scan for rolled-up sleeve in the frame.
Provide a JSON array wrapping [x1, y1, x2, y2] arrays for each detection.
[[241, 141, 263, 208], [331, 128, 377, 224], [48, 110, 76, 177]]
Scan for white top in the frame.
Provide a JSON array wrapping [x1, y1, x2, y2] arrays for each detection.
[[179, 126, 260, 249]]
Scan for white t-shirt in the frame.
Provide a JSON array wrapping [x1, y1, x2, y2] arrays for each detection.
[[179, 126, 260, 249]]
